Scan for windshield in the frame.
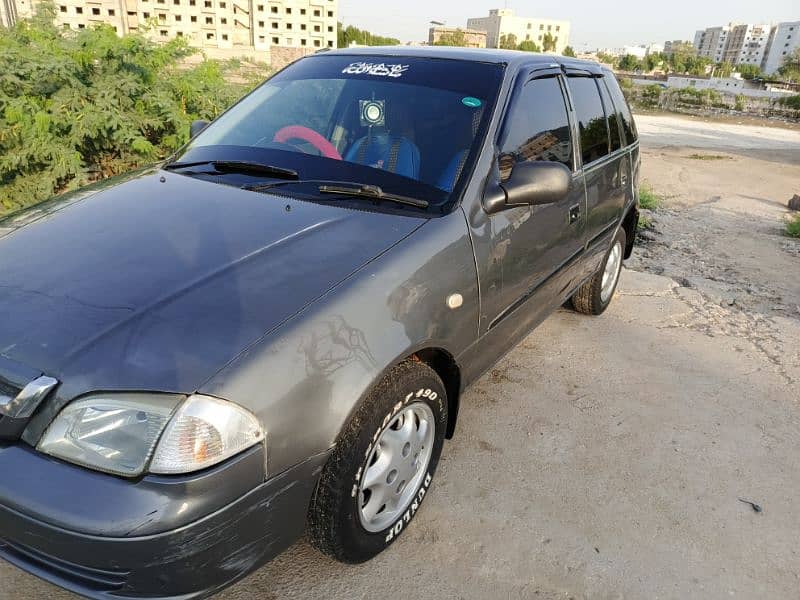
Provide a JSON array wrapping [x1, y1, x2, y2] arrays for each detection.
[[176, 54, 505, 212]]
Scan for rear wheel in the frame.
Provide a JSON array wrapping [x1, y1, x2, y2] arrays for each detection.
[[570, 228, 626, 315], [308, 360, 447, 563]]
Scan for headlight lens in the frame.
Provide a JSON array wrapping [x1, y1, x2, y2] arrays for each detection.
[[38, 393, 264, 477], [38, 393, 182, 477]]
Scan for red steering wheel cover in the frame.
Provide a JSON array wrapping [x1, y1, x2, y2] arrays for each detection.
[[273, 125, 342, 160]]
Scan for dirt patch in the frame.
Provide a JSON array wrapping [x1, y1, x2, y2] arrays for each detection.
[[628, 117, 800, 322]]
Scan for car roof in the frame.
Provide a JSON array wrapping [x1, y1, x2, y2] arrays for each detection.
[[316, 46, 606, 74]]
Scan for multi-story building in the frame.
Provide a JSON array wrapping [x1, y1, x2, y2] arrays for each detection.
[[722, 23, 770, 66], [694, 25, 733, 63], [467, 8, 570, 54], [663, 39, 692, 57], [694, 22, 772, 67], [428, 26, 486, 48], [762, 21, 800, 74], [0, 0, 337, 53]]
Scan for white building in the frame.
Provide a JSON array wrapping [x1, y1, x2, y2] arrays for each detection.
[[467, 8, 570, 53], [666, 73, 793, 99], [762, 21, 800, 74], [723, 23, 771, 66], [0, 0, 338, 53]]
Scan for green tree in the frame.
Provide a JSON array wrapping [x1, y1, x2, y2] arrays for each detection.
[[777, 48, 800, 82], [542, 32, 556, 52], [562, 45, 576, 57], [0, 5, 269, 214], [337, 22, 399, 48], [736, 64, 762, 80], [618, 54, 642, 72], [714, 62, 733, 77], [433, 29, 467, 47], [596, 52, 618, 66], [498, 33, 518, 50], [517, 40, 541, 52]]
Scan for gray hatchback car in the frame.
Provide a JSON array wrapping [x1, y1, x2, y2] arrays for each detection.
[[0, 47, 639, 598]]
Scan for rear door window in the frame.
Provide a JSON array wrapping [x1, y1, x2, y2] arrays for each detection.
[[498, 75, 573, 180], [567, 76, 610, 167], [603, 76, 638, 145]]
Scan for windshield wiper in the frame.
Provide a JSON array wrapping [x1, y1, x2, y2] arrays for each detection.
[[318, 184, 429, 209], [163, 160, 299, 180]]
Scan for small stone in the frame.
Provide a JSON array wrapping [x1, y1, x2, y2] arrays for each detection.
[[788, 194, 800, 211]]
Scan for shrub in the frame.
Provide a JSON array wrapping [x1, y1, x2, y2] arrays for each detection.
[[639, 184, 662, 210], [0, 5, 269, 214], [786, 213, 800, 238]]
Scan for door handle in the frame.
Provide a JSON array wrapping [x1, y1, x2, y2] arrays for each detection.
[[621, 172, 629, 186], [569, 204, 580, 225]]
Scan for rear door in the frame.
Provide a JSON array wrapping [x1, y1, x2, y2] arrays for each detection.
[[564, 71, 630, 277]]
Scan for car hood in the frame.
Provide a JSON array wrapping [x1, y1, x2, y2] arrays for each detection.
[[0, 171, 425, 397]]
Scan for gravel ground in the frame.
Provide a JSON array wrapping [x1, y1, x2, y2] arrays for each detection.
[[2, 114, 800, 600]]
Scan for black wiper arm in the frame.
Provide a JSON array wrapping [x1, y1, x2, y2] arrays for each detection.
[[318, 184, 429, 209], [163, 160, 299, 180]]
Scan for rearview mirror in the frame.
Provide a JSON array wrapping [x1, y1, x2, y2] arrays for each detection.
[[190, 119, 210, 139], [483, 161, 572, 215]]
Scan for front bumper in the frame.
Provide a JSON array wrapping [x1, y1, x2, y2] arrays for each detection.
[[0, 445, 330, 599]]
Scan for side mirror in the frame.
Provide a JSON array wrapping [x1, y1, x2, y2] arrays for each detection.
[[483, 161, 572, 215], [190, 119, 210, 138]]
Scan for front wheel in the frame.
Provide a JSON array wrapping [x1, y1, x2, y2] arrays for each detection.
[[570, 228, 626, 315], [308, 360, 447, 563]]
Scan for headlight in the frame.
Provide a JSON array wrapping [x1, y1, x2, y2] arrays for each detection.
[[38, 393, 264, 477]]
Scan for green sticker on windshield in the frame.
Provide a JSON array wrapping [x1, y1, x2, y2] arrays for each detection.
[[462, 96, 482, 108]]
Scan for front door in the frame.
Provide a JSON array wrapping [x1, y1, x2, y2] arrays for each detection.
[[469, 69, 587, 363]]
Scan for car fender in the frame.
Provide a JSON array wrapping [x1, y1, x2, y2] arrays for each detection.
[[200, 208, 479, 477]]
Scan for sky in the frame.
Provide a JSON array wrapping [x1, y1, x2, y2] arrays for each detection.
[[338, 0, 799, 49]]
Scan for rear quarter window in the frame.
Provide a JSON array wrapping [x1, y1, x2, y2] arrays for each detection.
[[603, 76, 638, 145]]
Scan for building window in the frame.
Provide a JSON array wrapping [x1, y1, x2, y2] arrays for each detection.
[[314, 39, 321, 46], [539, 24, 543, 30], [272, 36, 279, 43], [205, 16, 212, 23], [175, 15, 181, 21], [143, 11, 150, 18], [314, 9, 320, 16], [301, 23, 306, 30], [158, 13, 166, 21], [108, 8, 115, 15], [62, 23, 70, 29], [527, 23, 531, 29], [556, 25, 560, 32], [205, 1, 212, 7], [287, 23, 292, 29], [327, 10, 333, 17], [76, 6, 83, 13], [59, 5, 66, 12], [221, 17, 227, 24], [206, 33, 214, 39], [327, 25, 332, 32], [191, 15, 197, 22], [160, 29, 168, 36], [272, 22, 278, 28], [258, 20, 264, 27], [300, 8, 306, 14], [301, 38, 306, 45], [190, 0, 195, 4], [222, 34, 228, 40], [177, 31, 183, 36], [78, 23, 85, 28], [219, 1, 226, 7], [314, 25, 320, 32], [258, 35, 264, 42], [270, 6, 277, 13], [328, 40, 333, 47], [174, 0, 180, 4], [286, 38, 292, 44], [286, 7, 291, 13]]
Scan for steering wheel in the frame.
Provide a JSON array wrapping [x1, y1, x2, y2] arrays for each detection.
[[273, 126, 342, 160]]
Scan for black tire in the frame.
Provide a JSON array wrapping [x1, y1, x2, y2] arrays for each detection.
[[308, 360, 447, 563], [570, 227, 626, 316]]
